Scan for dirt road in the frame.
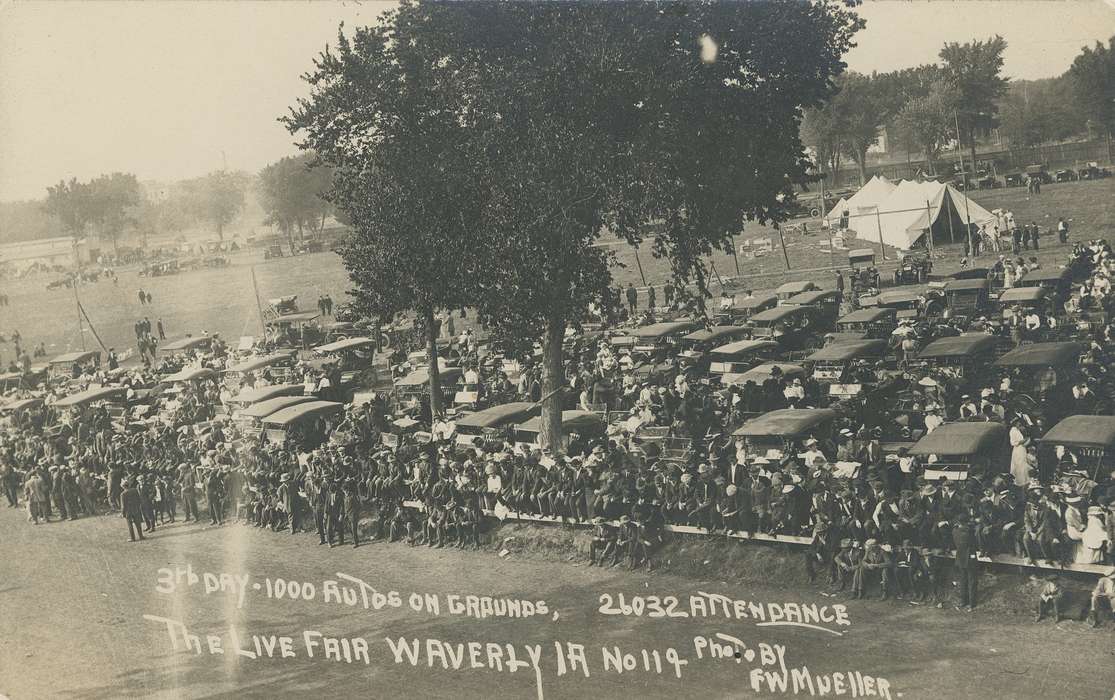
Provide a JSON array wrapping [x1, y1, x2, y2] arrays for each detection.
[[0, 507, 1111, 699]]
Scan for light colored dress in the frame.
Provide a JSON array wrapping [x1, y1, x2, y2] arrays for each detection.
[[1009, 426, 1029, 487]]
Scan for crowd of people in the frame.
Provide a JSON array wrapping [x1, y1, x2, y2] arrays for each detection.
[[2, 235, 1115, 627]]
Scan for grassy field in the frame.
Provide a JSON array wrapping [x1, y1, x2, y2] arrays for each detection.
[[3, 178, 1112, 365]]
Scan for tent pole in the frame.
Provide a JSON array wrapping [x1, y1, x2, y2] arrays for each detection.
[[875, 207, 886, 260], [945, 192, 957, 246], [959, 186, 975, 258], [925, 200, 934, 255], [776, 224, 791, 271]]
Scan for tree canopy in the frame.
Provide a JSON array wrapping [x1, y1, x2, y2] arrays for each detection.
[[939, 35, 1009, 167], [287, 0, 861, 446], [257, 153, 334, 253], [1069, 36, 1115, 142], [181, 170, 249, 240]]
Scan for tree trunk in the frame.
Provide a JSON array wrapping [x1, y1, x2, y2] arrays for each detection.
[[424, 305, 443, 419], [217, 221, 224, 241], [854, 149, 868, 185], [538, 314, 566, 452], [319, 212, 327, 234]]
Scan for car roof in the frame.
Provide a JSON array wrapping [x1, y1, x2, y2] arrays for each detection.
[[908, 422, 1007, 456], [994, 342, 1082, 368], [806, 339, 889, 361], [1041, 415, 1115, 449], [732, 408, 837, 438]]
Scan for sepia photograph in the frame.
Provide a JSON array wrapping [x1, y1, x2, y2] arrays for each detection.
[[1, 0, 1114, 697]]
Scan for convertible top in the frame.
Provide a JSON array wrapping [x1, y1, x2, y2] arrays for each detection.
[[908, 422, 1007, 457], [732, 408, 837, 438]]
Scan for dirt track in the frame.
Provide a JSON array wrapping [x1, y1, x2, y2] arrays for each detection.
[[0, 507, 1112, 699]]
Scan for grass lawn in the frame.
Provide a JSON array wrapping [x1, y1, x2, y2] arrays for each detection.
[[3, 179, 1111, 364]]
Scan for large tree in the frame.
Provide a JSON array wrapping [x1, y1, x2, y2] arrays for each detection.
[[285, 14, 489, 418], [258, 153, 334, 254], [287, 1, 861, 447], [43, 178, 91, 239], [183, 170, 248, 240], [416, 1, 860, 448], [893, 81, 958, 175], [939, 35, 1009, 170], [1069, 36, 1115, 144], [84, 172, 141, 255]]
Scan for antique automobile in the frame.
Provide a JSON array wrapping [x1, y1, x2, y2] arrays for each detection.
[[892, 250, 932, 285], [805, 339, 889, 399], [314, 337, 376, 373], [993, 342, 1082, 424], [676, 325, 752, 371], [912, 333, 1002, 377], [264, 245, 285, 260], [775, 280, 818, 302], [160, 335, 213, 357], [51, 386, 128, 412], [1024, 164, 1052, 185], [1054, 168, 1078, 183], [513, 410, 605, 454], [163, 367, 218, 385], [224, 383, 304, 411], [395, 366, 464, 406], [848, 248, 875, 268], [942, 278, 990, 318], [628, 320, 701, 357], [870, 289, 925, 320], [453, 401, 540, 447], [706, 339, 781, 384], [748, 305, 820, 351], [830, 307, 898, 342], [222, 352, 296, 390], [233, 395, 316, 433], [48, 350, 100, 379], [1077, 162, 1111, 180], [731, 408, 838, 457], [1018, 266, 1073, 300], [260, 400, 344, 446], [783, 289, 842, 331], [907, 422, 1009, 481], [1004, 172, 1024, 188], [1, 397, 43, 416], [1040, 415, 1115, 479], [722, 362, 806, 389], [714, 293, 778, 325], [380, 416, 432, 461], [265, 311, 323, 350], [994, 287, 1052, 330]]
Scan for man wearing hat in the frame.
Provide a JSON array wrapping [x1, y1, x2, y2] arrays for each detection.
[[854, 539, 892, 601], [204, 466, 224, 526], [121, 478, 145, 542], [1084, 567, 1115, 627], [588, 516, 617, 567], [952, 512, 978, 611], [1034, 575, 1064, 623]]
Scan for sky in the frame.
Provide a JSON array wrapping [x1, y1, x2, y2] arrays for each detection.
[[1, 0, 1114, 203]]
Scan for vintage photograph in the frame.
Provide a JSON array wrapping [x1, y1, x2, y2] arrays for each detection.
[[1, 0, 1114, 697]]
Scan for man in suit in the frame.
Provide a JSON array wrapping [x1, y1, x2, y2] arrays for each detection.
[[205, 468, 224, 526], [952, 513, 978, 611], [179, 463, 199, 522], [121, 479, 145, 542]]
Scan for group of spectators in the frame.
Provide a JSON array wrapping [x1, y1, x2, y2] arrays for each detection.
[[2, 236, 1115, 626]]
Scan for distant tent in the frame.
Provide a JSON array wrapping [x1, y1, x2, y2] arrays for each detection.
[[832, 178, 996, 250], [824, 175, 896, 229]]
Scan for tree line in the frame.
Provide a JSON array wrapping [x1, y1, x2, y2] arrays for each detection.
[[802, 34, 1115, 184], [2, 154, 337, 254]]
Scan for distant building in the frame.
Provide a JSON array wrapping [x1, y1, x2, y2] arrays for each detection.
[[0, 236, 83, 273]]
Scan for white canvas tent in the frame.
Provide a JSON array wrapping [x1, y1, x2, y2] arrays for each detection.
[[833, 178, 996, 250], [824, 175, 896, 228]]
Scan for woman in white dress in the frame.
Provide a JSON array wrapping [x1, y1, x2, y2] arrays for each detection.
[[1008, 417, 1030, 487]]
